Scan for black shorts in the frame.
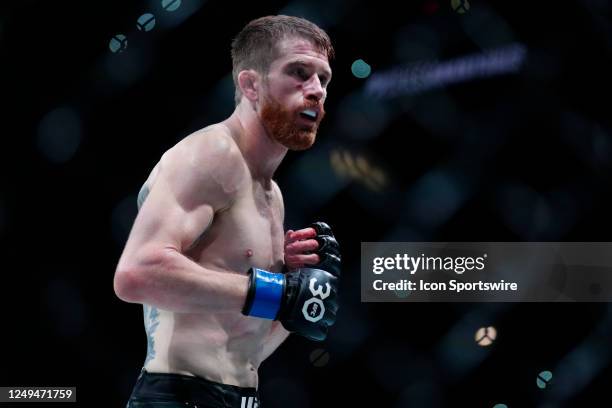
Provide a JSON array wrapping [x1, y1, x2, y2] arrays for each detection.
[[126, 369, 262, 408]]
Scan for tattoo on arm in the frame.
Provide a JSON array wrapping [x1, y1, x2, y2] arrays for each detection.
[[137, 184, 150, 211]]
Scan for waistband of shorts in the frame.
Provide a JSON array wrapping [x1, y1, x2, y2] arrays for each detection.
[[131, 368, 259, 405]]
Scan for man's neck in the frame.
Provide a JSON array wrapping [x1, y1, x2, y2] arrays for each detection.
[[223, 101, 288, 182]]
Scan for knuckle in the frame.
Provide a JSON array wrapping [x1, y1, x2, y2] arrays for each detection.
[[310, 221, 333, 236]]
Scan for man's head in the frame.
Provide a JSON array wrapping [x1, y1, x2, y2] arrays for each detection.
[[231, 15, 334, 150]]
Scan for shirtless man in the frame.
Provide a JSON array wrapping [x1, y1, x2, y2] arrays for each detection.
[[114, 15, 341, 408]]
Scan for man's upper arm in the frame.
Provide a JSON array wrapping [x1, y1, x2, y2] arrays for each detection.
[[118, 131, 246, 269]]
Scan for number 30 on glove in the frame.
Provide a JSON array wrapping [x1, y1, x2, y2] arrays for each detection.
[[241, 267, 338, 341]]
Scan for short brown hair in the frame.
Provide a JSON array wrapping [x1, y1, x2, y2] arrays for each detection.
[[231, 15, 334, 106]]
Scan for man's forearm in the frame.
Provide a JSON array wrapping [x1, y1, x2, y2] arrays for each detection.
[[115, 248, 248, 313]]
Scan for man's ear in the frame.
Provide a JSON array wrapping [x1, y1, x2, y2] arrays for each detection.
[[237, 70, 261, 102]]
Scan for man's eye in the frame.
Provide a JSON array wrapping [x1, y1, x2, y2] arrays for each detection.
[[294, 68, 308, 80]]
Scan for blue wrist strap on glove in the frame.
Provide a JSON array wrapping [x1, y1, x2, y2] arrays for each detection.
[[242, 268, 285, 320]]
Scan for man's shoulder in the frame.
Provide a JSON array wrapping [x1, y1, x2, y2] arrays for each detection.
[[163, 125, 244, 174], [180, 124, 242, 162], [161, 125, 248, 207]]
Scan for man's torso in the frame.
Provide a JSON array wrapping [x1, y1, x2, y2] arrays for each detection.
[[138, 125, 285, 387]]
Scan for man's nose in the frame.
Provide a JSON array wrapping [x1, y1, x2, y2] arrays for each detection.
[[304, 75, 325, 102]]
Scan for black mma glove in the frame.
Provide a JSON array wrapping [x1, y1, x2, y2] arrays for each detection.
[[242, 222, 341, 341], [241, 267, 338, 341]]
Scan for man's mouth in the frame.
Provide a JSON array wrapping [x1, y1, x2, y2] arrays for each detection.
[[299, 109, 318, 122]]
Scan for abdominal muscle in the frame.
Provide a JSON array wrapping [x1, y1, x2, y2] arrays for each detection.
[[142, 303, 273, 387]]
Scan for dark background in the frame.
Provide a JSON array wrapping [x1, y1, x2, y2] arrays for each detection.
[[2, 0, 612, 406]]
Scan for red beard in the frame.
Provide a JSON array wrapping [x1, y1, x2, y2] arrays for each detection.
[[260, 95, 325, 151]]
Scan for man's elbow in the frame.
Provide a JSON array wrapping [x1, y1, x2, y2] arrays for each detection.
[[114, 266, 144, 303], [114, 247, 178, 303]]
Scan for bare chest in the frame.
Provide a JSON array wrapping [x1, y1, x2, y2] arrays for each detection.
[[186, 182, 285, 275]]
